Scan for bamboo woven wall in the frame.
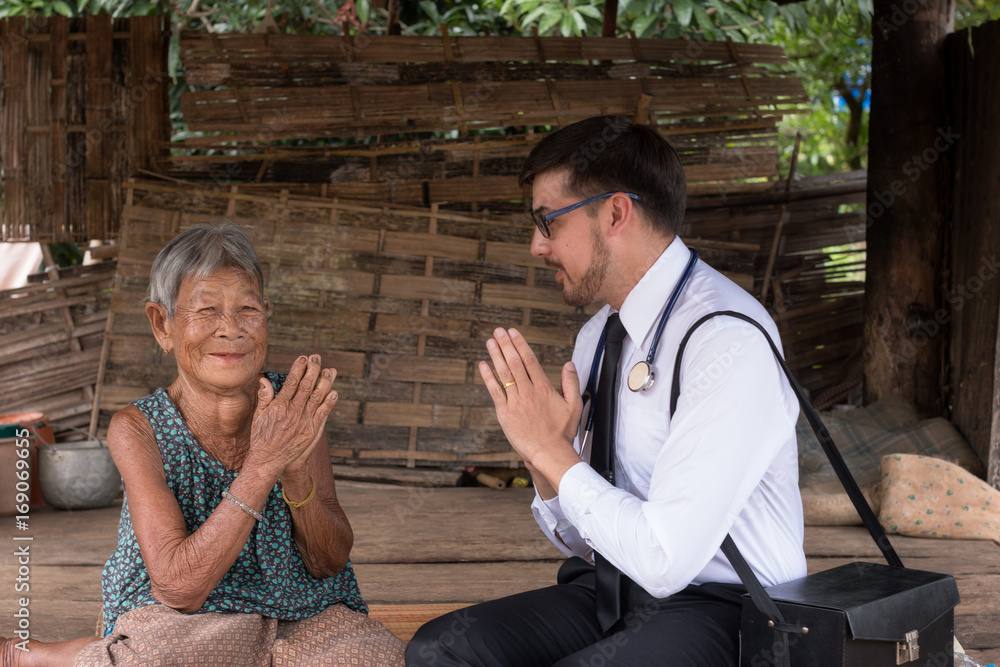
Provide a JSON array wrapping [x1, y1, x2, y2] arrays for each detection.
[[0, 257, 115, 427], [94, 179, 758, 466], [0, 15, 169, 242], [163, 32, 808, 208], [686, 170, 868, 407]]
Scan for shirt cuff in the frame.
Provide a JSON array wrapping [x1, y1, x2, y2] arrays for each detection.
[[557, 461, 615, 528], [533, 493, 570, 532]]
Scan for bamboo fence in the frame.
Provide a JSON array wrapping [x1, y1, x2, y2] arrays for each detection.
[[687, 170, 868, 407], [0, 15, 169, 242], [93, 179, 760, 466], [1, 23, 867, 465], [164, 32, 809, 208], [0, 254, 115, 427]]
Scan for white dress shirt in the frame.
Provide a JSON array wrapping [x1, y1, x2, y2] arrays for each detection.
[[532, 236, 807, 598]]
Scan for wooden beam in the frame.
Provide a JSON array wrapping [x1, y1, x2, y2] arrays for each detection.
[[862, 0, 953, 415]]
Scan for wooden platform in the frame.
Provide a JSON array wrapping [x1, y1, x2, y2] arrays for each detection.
[[2, 481, 998, 663]]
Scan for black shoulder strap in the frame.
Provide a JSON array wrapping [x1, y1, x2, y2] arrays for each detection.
[[670, 311, 904, 661], [670, 310, 902, 568]]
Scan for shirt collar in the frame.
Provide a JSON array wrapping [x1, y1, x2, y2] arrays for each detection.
[[616, 235, 690, 354]]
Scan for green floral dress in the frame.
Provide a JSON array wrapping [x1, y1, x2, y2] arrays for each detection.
[[100, 371, 366, 634]]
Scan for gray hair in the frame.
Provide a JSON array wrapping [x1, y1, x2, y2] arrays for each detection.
[[147, 221, 264, 317]]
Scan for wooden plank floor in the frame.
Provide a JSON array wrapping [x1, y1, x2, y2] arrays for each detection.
[[2, 481, 998, 664]]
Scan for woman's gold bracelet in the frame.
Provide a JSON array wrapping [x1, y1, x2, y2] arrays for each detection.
[[282, 475, 316, 510]]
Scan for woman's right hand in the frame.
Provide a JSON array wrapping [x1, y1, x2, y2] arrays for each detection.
[[247, 355, 338, 479]]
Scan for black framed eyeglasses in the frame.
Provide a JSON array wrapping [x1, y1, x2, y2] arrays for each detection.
[[530, 192, 641, 238]]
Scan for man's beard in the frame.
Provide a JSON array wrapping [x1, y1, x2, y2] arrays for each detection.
[[554, 230, 611, 307]]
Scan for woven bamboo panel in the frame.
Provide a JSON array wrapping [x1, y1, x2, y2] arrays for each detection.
[[165, 32, 808, 211], [0, 260, 115, 427], [0, 16, 169, 242], [686, 170, 868, 407], [95, 180, 759, 466]]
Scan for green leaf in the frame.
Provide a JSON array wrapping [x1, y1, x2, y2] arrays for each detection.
[[577, 5, 602, 20], [51, 0, 74, 16], [661, 22, 682, 38], [763, 2, 778, 27], [630, 12, 657, 37], [723, 5, 754, 33], [538, 9, 561, 34], [521, 5, 549, 26], [571, 8, 588, 33], [673, 0, 694, 27], [692, 2, 718, 38], [560, 12, 574, 36], [418, 0, 440, 23]]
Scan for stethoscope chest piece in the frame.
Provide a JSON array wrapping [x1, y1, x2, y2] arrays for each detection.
[[627, 360, 655, 392]]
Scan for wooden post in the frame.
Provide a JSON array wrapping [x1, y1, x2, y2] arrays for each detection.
[[387, 0, 401, 36], [944, 20, 1000, 486], [602, 0, 618, 37], [862, 0, 954, 415]]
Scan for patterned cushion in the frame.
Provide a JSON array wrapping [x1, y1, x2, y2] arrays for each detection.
[[879, 454, 999, 543]]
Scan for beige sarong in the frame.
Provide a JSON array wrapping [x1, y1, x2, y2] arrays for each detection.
[[75, 603, 405, 666]]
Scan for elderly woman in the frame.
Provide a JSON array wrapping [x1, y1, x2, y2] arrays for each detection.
[[1, 223, 404, 666]]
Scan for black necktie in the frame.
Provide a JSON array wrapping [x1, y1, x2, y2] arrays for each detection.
[[591, 313, 627, 633]]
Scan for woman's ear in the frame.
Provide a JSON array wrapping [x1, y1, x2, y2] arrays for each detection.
[[145, 302, 173, 354], [263, 298, 271, 316]]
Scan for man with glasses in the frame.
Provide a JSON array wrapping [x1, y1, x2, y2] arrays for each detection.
[[406, 115, 805, 666]]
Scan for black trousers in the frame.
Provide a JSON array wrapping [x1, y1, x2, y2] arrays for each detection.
[[405, 557, 746, 667]]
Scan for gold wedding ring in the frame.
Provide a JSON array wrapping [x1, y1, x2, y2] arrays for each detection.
[[502, 380, 517, 389]]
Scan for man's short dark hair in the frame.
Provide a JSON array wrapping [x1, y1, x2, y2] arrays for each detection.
[[518, 115, 687, 236]]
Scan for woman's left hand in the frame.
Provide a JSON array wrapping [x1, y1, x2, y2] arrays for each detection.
[[247, 355, 338, 479]]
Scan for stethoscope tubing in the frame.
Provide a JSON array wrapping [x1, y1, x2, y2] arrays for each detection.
[[583, 247, 699, 431]]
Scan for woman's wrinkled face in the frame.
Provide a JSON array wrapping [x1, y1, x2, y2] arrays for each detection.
[[166, 267, 269, 391]]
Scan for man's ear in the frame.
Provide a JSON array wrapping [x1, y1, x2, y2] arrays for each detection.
[[263, 298, 271, 316], [145, 302, 173, 353], [606, 192, 637, 238]]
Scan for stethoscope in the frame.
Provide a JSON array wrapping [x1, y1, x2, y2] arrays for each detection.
[[583, 247, 699, 431]]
